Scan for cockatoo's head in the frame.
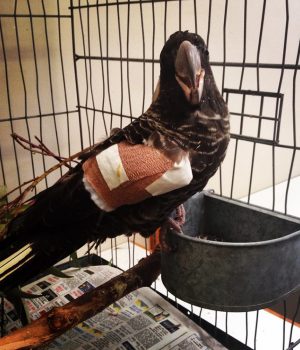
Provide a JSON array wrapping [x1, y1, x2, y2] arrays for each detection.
[[159, 31, 209, 106]]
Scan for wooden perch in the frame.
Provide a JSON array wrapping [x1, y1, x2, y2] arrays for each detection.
[[0, 248, 161, 350]]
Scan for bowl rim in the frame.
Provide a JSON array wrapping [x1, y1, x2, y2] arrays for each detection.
[[170, 192, 300, 247], [170, 228, 300, 247]]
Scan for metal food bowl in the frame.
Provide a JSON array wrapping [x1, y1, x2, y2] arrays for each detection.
[[161, 191, 300, 312]]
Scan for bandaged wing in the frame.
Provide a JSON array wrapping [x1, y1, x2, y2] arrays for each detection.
[[82, 141, 193, 211]]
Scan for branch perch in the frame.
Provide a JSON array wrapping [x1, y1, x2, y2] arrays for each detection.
[[0, 248, 161, 350]]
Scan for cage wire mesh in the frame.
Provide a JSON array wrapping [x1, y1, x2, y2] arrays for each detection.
[[0, 0, 300, 349]]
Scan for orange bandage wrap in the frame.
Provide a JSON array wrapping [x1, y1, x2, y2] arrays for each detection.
[[82, 141, 193, 212]]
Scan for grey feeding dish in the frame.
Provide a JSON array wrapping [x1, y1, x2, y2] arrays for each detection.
[[161, 191, 300, 312]]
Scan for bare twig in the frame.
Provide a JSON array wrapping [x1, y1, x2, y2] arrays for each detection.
[[0, 178, 38, 202], [11, 133, 70, 166], [0, 248, 161, 350]]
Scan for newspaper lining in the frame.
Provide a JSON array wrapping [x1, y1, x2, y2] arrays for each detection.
[[7, 265, 226, 349], [0, 298, 23, 334]]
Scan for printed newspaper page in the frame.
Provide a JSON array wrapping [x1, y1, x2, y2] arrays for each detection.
[[0, 298, 23, 335], [20, 265, 226, 350]]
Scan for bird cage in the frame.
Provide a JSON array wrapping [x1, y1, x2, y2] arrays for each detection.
[[0, 0, 299, 349]]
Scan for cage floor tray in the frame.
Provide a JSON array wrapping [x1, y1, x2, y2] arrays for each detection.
[[161, 191, 300, 312]]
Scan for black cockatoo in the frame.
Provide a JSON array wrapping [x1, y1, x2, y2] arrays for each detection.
[[0, 31, 230, 292]]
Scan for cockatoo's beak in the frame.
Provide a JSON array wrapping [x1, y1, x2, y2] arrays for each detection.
[[175, 40, 205, 105]]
